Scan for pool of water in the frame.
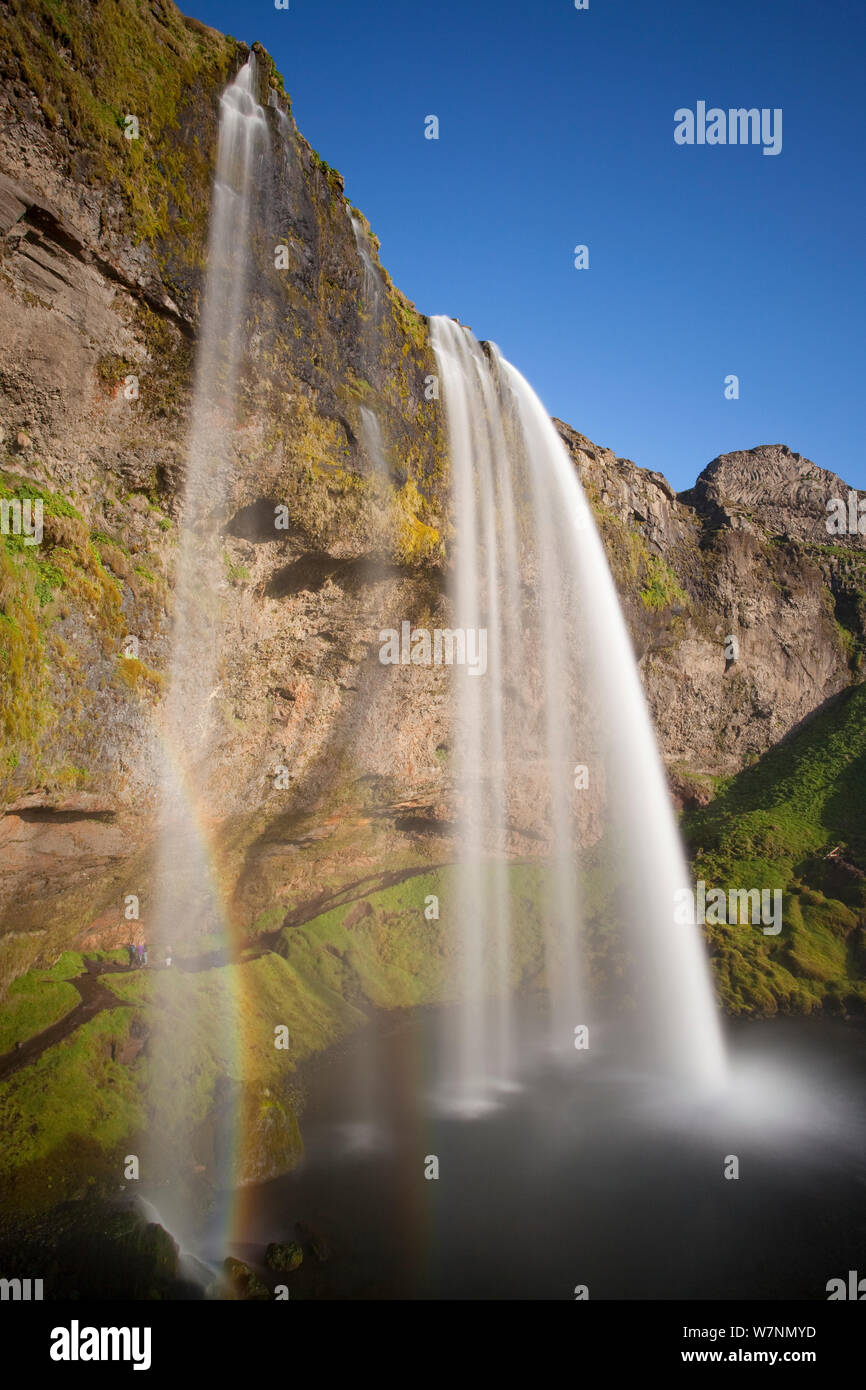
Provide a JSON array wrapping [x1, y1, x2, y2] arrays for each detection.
[[232, 1006, 866, 1300]]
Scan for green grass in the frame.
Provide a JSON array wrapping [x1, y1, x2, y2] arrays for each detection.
[[0, 973, 80, 1052], [0, 950, 129, 1053], [40, 951, 87, 980], [276, 864, 548, 1030], [0, 1007, 143, 1209], [683, 683, 866, 1014]]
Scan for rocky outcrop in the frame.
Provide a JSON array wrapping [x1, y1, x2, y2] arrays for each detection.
[[558, 427, 865, 796], [681, 444, 866, 549]]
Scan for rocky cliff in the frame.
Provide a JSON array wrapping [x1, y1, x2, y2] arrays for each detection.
[[0, 1, 451, 983], [560, 430, 866, 803], [1, 1, 865, 992], [1, 0, 864, 1222]]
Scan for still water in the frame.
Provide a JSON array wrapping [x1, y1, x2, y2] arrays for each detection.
[[234, 1005, 866, 1300]]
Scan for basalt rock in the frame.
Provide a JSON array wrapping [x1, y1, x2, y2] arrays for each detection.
[[558, 426, 865, 785]]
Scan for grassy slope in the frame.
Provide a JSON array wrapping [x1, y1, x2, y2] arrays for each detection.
[[683, 683, 866, 1014], [0, 1007, 142, 1209], [0, 975, 79, 1051], [0, 867, 548, 1208]]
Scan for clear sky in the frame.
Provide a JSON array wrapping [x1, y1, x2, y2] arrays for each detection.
[[180, 0, 866, 492]]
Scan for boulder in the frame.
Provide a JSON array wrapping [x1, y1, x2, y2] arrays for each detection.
[[264, 1240, 303, 1273]]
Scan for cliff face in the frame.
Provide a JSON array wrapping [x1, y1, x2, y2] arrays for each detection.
[[558, 428, 866, 799], [0, 2, 451, 975], [1, 0, 864, 983], [1, 1, 865, 1227]]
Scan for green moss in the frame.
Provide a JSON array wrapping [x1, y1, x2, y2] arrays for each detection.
[[0, 1007, 144, 1209], [390, 477, 443, 566], [96, 354, 133, 388], [254, 42, 290, 106], [590, 503, 684, 611], [389, 289, 428, 354], [640, 550, 688, 611], [224, 552, 250, 586], [0, 458, 148, 796], [683, 683, 866, 1014], [249, 906, 287, 939], [133, 303, 193, 423], [0, 0, 238, 261], [0, 971, 80, 1051], [0, 541, 48, 753]]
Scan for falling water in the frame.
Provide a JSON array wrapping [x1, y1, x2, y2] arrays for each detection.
[[349, 213, 390, 485], [431, 317, 727, 1108], [146, 57, 269, 1239], [358, 405, 390, 484], [350, 213, 384, 320]]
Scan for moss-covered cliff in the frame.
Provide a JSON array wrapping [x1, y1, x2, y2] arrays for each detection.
[[0, 0, 448, 849], [1, 0, 864, 1231]]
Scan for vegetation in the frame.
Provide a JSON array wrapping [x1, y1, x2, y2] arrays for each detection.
[[0, 971, 79, 1052], [683, 683, 866, 1014], [0, 467, 127, 799], [0, 1007, 143, 1211], [0, 0, 238, 263], [592, 502, 690, 612], [639, 549, 688, 611]]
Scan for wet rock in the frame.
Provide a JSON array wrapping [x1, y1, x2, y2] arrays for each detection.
[[296, 1221, 331, 1263], [235, 1083, 303, 1186], [0, 1200, 182, 1300], [264, 1240, 303, 1272], [222, 1256, 270, 1300]]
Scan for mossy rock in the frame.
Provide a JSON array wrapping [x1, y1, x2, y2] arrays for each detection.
[[236, 1081, 303, 1186], [264, 1240, 303, 1273], [222, 1256, 270, 1301], [0, 1200, 180, 1299]]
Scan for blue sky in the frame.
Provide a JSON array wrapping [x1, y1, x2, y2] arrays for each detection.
[[181, 0, 865, 492]]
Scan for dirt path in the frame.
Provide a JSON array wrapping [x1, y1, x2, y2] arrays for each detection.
[[0, 861, 447, 1083], [0, 958, 134, 1083]]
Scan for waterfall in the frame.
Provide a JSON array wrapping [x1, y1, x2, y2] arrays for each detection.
[[349, 213, 390, 485], [431, 317, 727, 1107], [358, 405, 389, 484], [350, 213, 383, 321], [146, 57, 269, 1237]]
